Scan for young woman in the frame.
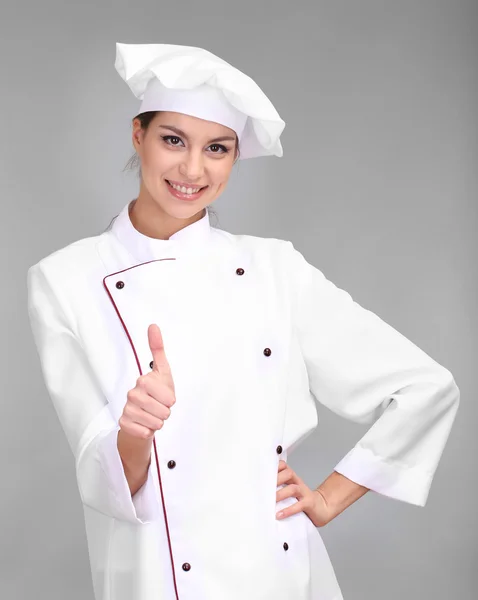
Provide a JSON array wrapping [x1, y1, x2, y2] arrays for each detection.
[[27, 42, 460, 600]]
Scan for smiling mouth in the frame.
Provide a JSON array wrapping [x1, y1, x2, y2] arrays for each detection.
[[166, 180, 208, 192]]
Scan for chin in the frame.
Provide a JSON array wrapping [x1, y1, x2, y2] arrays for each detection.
[[157, 196, 206, 219]]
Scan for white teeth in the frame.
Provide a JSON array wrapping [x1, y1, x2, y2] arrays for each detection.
[[168, 181, 202, 194]]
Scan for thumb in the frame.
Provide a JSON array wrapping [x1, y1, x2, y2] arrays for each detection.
[[147, 324, 171, 376]]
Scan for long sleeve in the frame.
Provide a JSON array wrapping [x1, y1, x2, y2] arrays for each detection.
[[27, 262, 160, 524], [287, 242, 460, 507]]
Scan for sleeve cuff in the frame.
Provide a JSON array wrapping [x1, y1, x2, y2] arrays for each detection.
[[97, 426, 160, 524], [333, 445, 434, 507]]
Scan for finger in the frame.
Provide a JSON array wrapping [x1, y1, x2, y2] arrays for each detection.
[[118, 418, 155, 440], [278, 460, 288, 471], [277, 467, 297, 486], [127, 393, 171, 423], [136, 377, 176, 410], [276, 499, 304, 520], [276, 483, 302, 503], [148, 324, 172, 376], [130, 409, 165, 432]]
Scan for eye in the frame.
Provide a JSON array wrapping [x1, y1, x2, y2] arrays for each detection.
[[161, 135, 230, 155], [208, 144, 229, 154], [161, 135, 184, 147]]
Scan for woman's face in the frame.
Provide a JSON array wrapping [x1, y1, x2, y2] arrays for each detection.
[[132, 111, 238, 218]]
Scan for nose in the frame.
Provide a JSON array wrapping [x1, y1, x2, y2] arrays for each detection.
[[179, 148, 205, 181]]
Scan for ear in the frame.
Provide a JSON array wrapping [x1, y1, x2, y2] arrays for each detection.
[[132, 120, 143, 151]]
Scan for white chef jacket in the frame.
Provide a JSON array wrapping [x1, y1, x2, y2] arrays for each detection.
[[27, 199, 460, 600]]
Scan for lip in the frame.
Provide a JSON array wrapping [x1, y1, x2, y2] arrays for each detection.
[[165, 179, 208, 201]]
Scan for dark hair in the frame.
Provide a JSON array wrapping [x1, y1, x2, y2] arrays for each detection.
[[101, 111, 241, 233]]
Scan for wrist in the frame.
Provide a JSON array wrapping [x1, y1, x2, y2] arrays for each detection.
[[117, 429, 153, 469], [315, 471, 369, 519]]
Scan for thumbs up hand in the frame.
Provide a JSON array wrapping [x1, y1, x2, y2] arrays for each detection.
[[119, 324, 177, 440]]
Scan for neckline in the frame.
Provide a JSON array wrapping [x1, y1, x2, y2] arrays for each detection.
[[110, 199, 212, 263]]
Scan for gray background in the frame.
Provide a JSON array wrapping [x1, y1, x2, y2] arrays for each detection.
[[2, 1, 476, 598]]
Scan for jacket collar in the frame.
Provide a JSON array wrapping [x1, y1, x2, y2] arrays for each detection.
[[110, 199, 213, 263]]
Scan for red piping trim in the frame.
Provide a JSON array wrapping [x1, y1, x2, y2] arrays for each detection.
[[103, 257, 180, 600]]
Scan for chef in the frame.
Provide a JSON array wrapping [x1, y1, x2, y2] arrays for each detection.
[[27, 42, 460, 600]]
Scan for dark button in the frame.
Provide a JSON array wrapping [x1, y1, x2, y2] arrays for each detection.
[[283, 542, 289, 551], [276, 445, 283, 454], [149, 360, 154, 369], [167, 460, 176, 469], [182, 563, 191, 571], [116, 281, 125, 289], [263, 348, 271, 356], [236, 268, 244, 276]]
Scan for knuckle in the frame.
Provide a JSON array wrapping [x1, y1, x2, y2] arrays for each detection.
[[128, 390, 146, 409], [127, 388, 140, 404], [137, 375, 148, 389], [164, 390, 176, 408], [140, 427, 152, 440], [159, 394, 171, 408]]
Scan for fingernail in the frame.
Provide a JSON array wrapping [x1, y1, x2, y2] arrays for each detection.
[[276, 511, 284, 519]]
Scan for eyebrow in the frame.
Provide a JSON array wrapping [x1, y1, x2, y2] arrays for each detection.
[[158, 124, 236, 143]]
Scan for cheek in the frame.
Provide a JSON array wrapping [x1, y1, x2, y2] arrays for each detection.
[[142, 143, 171, 172], [214, 160, 234, 184]]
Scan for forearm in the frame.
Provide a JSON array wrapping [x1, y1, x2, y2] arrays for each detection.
[[117, 429, 153, 497], [315, 470, 369, 522]]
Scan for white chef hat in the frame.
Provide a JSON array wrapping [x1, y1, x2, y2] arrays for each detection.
[[114, 42, 285, 160]]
